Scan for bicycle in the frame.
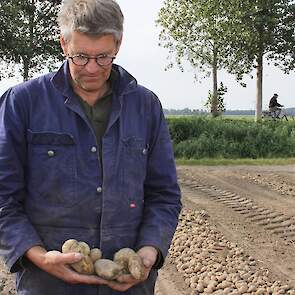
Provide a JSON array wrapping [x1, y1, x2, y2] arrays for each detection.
[[262, 108, 291, 121]]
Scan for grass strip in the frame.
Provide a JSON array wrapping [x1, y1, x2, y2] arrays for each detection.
[[176, 158, 295, 166]]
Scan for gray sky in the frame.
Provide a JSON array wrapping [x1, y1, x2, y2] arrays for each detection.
[[0, 0, 294, 110]]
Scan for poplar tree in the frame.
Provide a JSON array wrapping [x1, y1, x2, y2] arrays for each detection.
[[157, 0, 235, 116], [225, 0, 295, 120]]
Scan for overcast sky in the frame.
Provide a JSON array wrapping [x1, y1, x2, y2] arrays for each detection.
[[0, 0, 294, 110]]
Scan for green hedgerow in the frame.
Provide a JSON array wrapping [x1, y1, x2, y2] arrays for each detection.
[[167, 116, 295, 159]]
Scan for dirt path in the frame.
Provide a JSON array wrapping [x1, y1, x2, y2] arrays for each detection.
[[2, 165, 295, 294]]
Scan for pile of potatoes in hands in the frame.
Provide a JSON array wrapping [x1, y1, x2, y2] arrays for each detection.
[[62, 239, 145, 280]]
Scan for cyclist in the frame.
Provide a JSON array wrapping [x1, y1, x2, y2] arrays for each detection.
[[269, 93, 283, 118]]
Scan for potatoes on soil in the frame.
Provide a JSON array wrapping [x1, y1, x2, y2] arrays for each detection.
[[169, 209, 295, 295], [62, 239, 100, 275]]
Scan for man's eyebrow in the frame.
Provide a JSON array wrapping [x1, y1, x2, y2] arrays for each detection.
[[71, 50, 113, 56], [71, 51, 87, 55]]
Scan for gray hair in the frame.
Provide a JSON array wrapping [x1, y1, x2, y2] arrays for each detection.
[[57, 0, 124, 43]]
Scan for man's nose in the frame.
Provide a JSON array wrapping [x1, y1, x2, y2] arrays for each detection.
[[85, 58, 101, 73]]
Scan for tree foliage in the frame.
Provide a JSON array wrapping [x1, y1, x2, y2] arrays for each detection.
[[223, 0, 295, 120], [157, 0, 230, 75], [224, 0, 295, 79], [0, 0, 62, 81], [157, 0, 295, 120]]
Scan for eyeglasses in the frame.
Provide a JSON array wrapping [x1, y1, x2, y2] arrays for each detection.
[[68, 54, 116, 66]]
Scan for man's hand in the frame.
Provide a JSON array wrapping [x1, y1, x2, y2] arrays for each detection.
[[26, 245, 159, 291], [104, 246, 158, 292], [25, 246, 108, 285]]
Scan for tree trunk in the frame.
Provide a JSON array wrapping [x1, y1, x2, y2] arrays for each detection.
[[255, 51, 263, 122], [23, 58, 29, 81], [211, 47, 218, 117], [22, 0, 35, 81]]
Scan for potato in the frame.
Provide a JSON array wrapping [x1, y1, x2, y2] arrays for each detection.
[[77, 241, 90, 255], [94, 259, 123, 280], [71, 255, 94, 274], [62, 239, 95, 275], [113, 248, 135, 272], [90, 248, 102, 262], [113, 248, 145, 280], [62, 239, 81, 254], [128, 254, 145, 280]]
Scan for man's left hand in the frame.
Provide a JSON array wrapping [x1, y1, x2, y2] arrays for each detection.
[[104, 246, 158, 292]]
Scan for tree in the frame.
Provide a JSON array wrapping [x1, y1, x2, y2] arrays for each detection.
[[205, 82, 227, 114], [0, 0, 62, 81], [223, 0, 295, 121], [156, 0, 234, 117]]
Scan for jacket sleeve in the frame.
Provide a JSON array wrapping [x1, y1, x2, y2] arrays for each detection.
[[135, 94, 182, 268], [0, 89, 44, 272]]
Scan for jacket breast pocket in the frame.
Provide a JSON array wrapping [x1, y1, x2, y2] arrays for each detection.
[[122, 137, 148, 184], [26, 130, 78, 208], [121, 136, 147, 220]]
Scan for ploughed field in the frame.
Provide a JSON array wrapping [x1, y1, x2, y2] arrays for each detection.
[[1, 165, 295, 294], [156, 165, 295, 295]]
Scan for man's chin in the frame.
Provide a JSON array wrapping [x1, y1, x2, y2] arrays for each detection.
[[73, 78, 105, 93], [81, 86, 100, 93], [80, 82, 101, 92]]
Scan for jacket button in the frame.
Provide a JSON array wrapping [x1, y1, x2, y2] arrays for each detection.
[[47, 150, 55, 157], [96, 187, 102, 193], [91, 146, 97, 153]]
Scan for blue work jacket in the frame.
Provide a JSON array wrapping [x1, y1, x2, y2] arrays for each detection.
[[0, 62, 181, 295]]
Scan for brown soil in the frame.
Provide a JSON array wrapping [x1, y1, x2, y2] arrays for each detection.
[[157, 165, 295, 294], [2, 165, 295, 294]]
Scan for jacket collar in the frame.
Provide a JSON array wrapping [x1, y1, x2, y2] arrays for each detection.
[[111, 64, 137, 97], [50, 60, 73, 98]]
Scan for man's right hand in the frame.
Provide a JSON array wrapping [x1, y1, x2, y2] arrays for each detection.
[[25, 246, 108, 285]]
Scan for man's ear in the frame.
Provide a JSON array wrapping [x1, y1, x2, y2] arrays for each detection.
[[60, 35, 68, 56], [115, 36, 123, 53]]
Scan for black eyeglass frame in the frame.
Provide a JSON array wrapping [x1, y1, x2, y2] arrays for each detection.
[[68, 54, 116, 66]]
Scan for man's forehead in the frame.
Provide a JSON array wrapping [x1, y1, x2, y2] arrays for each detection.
[[66, 33, 118, 54]]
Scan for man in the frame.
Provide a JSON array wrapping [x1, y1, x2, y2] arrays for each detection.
[[0, 0, 182, 294], [269, 93, 283, 118]]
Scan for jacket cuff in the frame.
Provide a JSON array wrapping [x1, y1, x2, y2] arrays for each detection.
[[135, 245, 165, 269], [7, 241, 44, 273], [152, 247, 164, 269]]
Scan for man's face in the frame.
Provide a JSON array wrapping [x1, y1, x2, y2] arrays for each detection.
[[60, 31, 120, 94]]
